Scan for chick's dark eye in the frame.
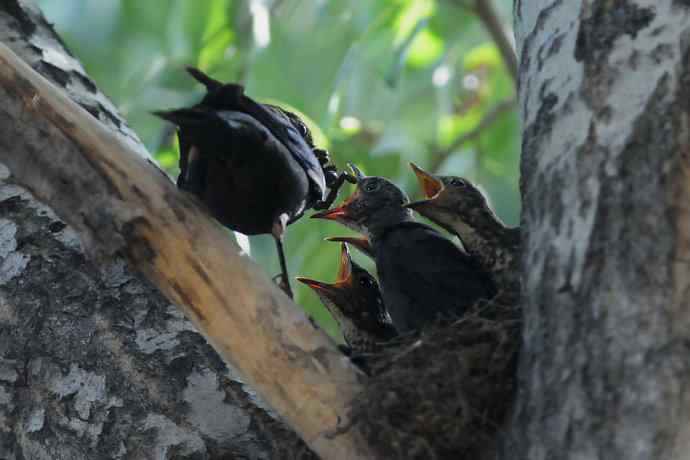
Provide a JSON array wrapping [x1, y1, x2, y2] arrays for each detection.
[[363, 180, 380, 193], [359, 277, 374, 288], [450, 178, 466, 188]]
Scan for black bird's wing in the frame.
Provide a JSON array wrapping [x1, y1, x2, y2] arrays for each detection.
[[376, 222, 495, 332], [153, 108, 286, 194], [258, 104, 326, 202], [175, 124, 206, 193], [153, 108, 216, 194], [183, 67, 326, 201]]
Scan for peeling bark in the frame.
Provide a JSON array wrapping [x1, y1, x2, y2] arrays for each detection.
[[0, 2, 313, 459], [510, 1, 690, 459]]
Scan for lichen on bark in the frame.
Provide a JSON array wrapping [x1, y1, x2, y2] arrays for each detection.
[[510, 2, 690, 459], [0, 169, 308, 460]]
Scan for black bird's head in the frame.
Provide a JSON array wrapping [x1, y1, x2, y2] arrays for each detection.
[[311, 164, 413, 236], [405, 162, 499, 235], [297, 243, 387, 336]]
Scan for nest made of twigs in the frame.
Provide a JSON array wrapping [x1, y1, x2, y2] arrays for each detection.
[[349, 300, 521, 459]]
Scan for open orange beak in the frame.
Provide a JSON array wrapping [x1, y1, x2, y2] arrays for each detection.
[[325, 235, 373, 258], [311, 189, 360, 221], [296, 244, 354, 301], [296, 274, 349, 309], [296, 276, 337, 293], [409, 162, 444, 199]]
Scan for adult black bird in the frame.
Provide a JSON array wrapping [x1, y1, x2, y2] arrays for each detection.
[[406, 163, 521, 300], [297, 243, 397, 353], [154, 67, 353, 298], [312, 165, 495, 332]]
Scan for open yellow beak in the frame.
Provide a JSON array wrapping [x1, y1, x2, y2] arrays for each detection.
[[296, 244, 354, 299], [409, 162, 444, 199]]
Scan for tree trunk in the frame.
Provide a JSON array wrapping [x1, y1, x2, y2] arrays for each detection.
[[510, 1, 690, 459], [0, 3, 312, 459]]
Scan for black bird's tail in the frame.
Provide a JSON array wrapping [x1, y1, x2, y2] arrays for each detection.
[[186, 66, 223, 91], [152, 107, 215, 194], [152, 107, 212, 127], [186, 67, 245, 109]]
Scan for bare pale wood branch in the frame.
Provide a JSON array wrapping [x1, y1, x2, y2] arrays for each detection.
[[0, 43, 374, 460]]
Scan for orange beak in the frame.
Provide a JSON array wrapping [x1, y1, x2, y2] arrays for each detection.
[[336, 243, 354, 284], [311, 189, 360, 221], [296, 244, 354, 299], [325, 235, 373, 258], [409, 162, 444, 199], [295, 275, 350, 315], [296, 277, 334, 292]]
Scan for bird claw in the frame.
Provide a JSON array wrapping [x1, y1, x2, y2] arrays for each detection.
[[313, 148, 331, 165], [314, 172, 357, 210]]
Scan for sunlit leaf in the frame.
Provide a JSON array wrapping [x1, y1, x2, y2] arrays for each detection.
[[406, 28, 444, 68], [155, 148, 178, 171], [438, 109, 482, 148], [198, 29, 234, 70], [463, 42, 502, 70], [393, 0, 436, 44]]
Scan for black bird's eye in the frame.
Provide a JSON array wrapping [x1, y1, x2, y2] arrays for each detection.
[[363, 180, 380, 193], [298, 122, 308, 137], [450, 178, 466, 188]]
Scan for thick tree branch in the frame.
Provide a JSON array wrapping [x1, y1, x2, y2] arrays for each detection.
[[0, 43, 374, 459], [509, 2, 690, 458]]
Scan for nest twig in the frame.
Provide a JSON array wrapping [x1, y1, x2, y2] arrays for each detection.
[[348, 298, 522, 459]]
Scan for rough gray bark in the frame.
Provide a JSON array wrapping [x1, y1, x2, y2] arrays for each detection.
[[0, 2, 310, 459], [509, 1, 690, 459]]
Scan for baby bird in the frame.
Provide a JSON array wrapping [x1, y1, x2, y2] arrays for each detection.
[[406, 163, 521, 300], [297, 243, 396, 353]]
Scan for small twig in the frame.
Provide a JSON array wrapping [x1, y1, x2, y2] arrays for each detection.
[[431, 98, 516, 172], [474, 0, 518, 83], [448, 0, 518, 84]]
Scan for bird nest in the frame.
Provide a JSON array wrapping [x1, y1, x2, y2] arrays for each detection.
[[348, 300, 521, 459]]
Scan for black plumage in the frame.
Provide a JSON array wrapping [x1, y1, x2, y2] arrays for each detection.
[[374, 221, 495, 332], [154, 68, 352, 298], [313, 166, 495, 332]]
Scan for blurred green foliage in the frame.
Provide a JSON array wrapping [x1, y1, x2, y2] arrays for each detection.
[[39, 0, 519, 340]]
